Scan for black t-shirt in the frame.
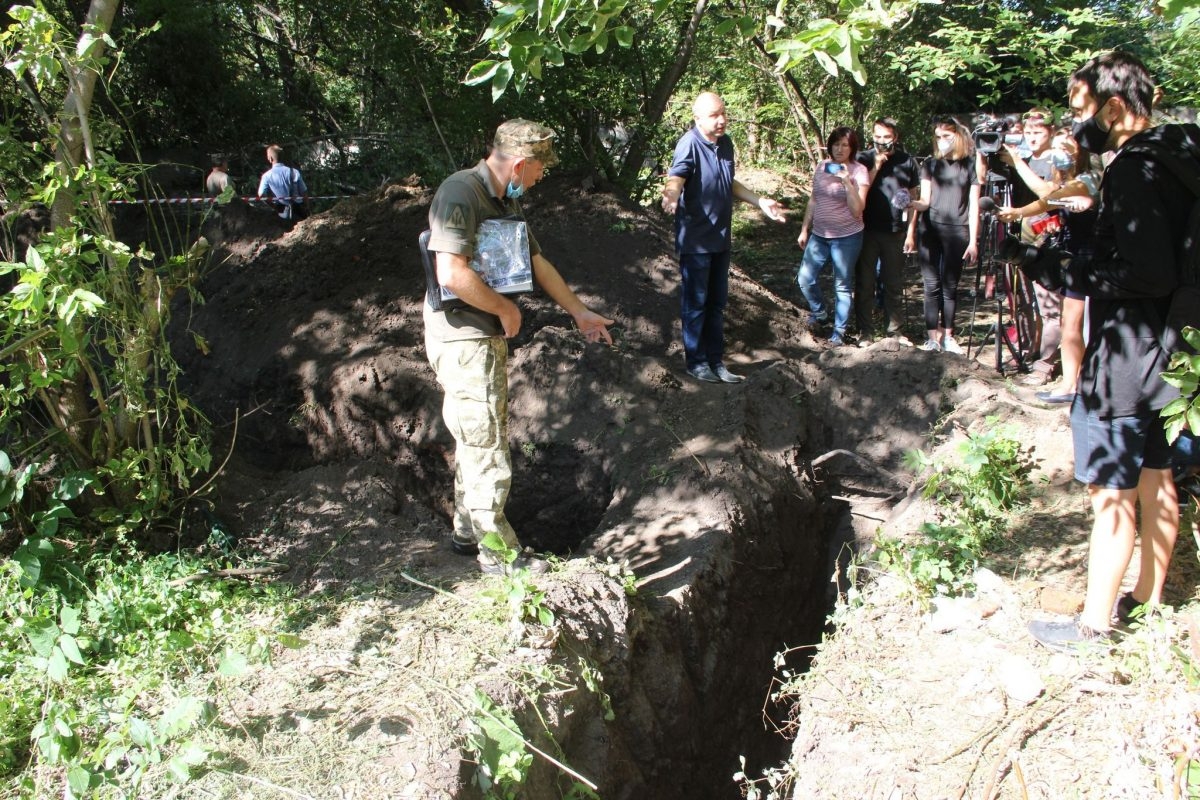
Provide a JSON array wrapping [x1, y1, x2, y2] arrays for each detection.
[[858, 148, 921, 233], [921, 157, 977, 226], [1008, 153, 1055, 208], [1023, 123, 1200, 417]]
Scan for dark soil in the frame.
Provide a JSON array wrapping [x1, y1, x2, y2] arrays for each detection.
[[169, 169, 1024, 798]]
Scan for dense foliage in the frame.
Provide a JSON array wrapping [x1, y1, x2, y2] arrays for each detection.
[[1, 0, 1199, 795]]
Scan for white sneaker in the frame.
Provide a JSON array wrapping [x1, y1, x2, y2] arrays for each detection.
[[919, 338, 942, 352], [942, 337, 964, 355], [895, 334, 914, 347]]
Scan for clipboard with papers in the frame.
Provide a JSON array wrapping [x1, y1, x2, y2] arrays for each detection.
[[420, 217, 535, 311]]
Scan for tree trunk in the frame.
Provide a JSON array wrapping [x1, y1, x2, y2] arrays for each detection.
[[46, 0, 120, 454], [749, 35, 822, 172], [50, 0, 119, 230], [615, 0, 710, 190]]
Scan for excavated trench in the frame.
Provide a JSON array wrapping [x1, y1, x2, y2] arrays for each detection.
[[170, 186, 942, 798], [513, 438, 841, 799]]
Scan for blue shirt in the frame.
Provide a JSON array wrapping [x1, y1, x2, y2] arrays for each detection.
[[257, 163, 307, 206], [667, 126, 735, 255]]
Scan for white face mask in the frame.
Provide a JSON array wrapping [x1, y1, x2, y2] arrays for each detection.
[[937, 138, 953, 156]]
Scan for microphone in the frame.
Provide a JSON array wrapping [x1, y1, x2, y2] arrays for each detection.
[[979, 196, 997, 213]]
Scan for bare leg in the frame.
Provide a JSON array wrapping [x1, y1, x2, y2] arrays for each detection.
[[1080, 484, 1138, 632], [1131, 467, 1179, 604], [1058, 297, 1085, 393]]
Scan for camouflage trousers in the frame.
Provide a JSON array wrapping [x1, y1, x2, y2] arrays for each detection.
[[425, 335, 519, 562]]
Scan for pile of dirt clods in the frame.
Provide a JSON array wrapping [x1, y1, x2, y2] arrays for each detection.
[[170, 174, 975, 799]]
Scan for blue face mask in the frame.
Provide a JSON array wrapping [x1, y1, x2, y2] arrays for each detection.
[[506, 165, 526, 199], [1049, 149, 1074, 170]]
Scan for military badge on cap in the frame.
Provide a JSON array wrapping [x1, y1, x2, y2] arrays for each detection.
[[494, 119, 560, 167]]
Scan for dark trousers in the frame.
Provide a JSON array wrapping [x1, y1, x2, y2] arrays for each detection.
[[679, 251, 730, 369], [855, 228, 907, 335], [918, 221, 970, 332]]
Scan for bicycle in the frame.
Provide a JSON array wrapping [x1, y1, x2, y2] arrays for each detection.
[[966, 180, 1038, 374]]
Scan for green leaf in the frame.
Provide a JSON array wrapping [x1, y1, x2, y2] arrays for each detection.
[[54, 472, 93, 501], [566, 32, 591, 54], [60, 604, 81, 635], [1163, 396, 1191, 416], [1188, 403, 1200, 435], [1165, 414, 1186, 445], [13, 537, 54, 587], [814, 49, 839, 77], [1184, 326, 1200, 351], [159, 696, 205, 738], [218, 649, 249, 677], [27, 619, 61, 657], [58, 634, 84, 665], [612, 25, 633, 47], [277, 633, 308, 649], [507, 31, 540, 47], [129, 716, 155, 748], [464, 59, 501, 86], [491, 62, 514, 101], [166, 740, 209, 782], [47, 647, 69, 681], [67, 765, 92, 795]]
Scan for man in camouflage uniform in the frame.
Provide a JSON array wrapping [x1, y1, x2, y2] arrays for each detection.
[[424, 119, 614, 574]]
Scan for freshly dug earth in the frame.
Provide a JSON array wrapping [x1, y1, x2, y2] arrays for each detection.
[[166, 171, 1198, 799]]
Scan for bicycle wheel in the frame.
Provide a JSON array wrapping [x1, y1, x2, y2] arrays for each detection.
[[1005, 264, 1039, 365]]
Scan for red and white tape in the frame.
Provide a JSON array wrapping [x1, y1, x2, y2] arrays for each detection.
[[105, 195, 351, 205]]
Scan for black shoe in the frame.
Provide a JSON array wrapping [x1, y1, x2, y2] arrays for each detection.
[[479, 551, 551, 576], [451, 533, 478, 556], [1114, 592, 1144, 626], [711, 364, 744, 383], [1028, 616, 1111, 652], [1035, 390, 1075, 404], [687, 364, 720, 383]]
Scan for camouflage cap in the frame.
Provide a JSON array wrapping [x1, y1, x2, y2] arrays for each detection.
[[493, 119, 560, 167]]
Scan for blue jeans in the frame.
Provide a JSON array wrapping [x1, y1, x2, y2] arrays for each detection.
[[797, 231, 863, 335], [679, 251, 731, 369]]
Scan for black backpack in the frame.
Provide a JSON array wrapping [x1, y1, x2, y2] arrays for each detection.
[[1120, 131, 1200, 355]]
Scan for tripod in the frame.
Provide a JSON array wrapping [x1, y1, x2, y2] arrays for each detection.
[[966, 180, 1036, 374]]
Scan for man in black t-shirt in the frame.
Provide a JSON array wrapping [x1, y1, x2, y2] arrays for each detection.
[[1024, 51, 1197, 651], [854, 117, 920, 344]]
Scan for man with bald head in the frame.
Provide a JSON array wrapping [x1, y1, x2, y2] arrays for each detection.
[[662, 92, 785, 384]]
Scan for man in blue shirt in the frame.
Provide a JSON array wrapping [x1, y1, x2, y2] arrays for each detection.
[[661, 92, 786, 384], [256, 144, 307, 220]]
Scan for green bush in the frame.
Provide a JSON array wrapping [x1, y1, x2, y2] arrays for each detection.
[[877, 422, 1033, 598], [1, 513, 294, 797]]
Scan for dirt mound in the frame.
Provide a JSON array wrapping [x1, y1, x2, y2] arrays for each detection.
[[170, 171, 996, 798]]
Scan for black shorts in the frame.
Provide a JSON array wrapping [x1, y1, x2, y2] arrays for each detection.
[[1071, 401, 1173, 489]]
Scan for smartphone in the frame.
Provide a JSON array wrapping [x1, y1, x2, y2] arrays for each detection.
[[1045, 199, 1072, 207], [824, 162, 844, 175]]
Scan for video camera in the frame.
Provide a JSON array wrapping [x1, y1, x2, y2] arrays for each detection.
[[972, 114, 1021, 156]]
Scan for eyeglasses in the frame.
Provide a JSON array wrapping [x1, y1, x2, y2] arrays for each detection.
[[1022, 112, 1050, 124]]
